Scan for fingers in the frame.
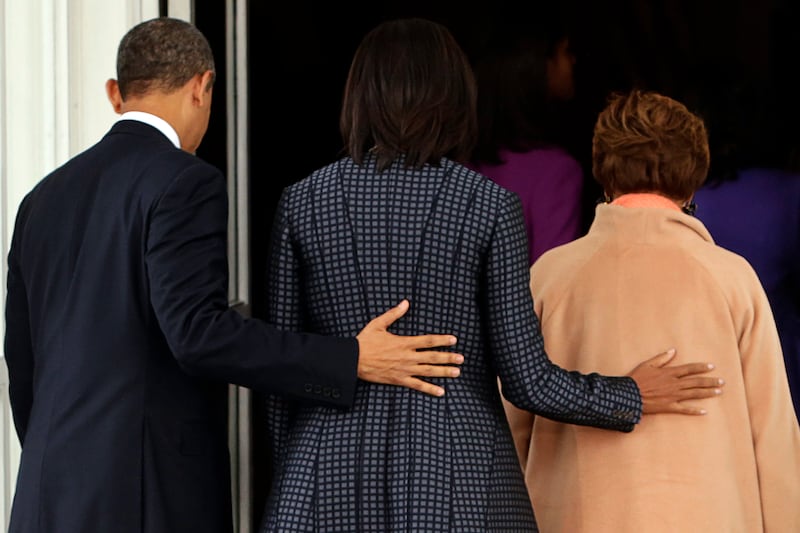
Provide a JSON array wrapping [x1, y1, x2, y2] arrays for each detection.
[[642, 379, 724, 415], [413, 349, 464, 365], [368, 303, 458, 350], [658, 385, 723, 404], [410, 362, 462, 379], [634, 349, 726, 415], [398, 377, 446, 397], [675, 386, 724, 400], [643, 348, 677, 367], [371, 365, 458, 398], [664, 403, 709, 416], [356, 302, 462, 397], [675, 376, 725, 390], [405, 334, 459, 350], [671, 362, 716, 378], [369, 299, 410, 330]]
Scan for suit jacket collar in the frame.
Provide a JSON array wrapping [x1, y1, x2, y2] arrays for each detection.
[[107, 119, 181, 151], [118, 111, 181, 148]]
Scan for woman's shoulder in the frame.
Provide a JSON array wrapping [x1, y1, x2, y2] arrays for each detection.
[[284, 157, 354, 194], [675, 227, 769, 306], [452, 159, 519, 202]]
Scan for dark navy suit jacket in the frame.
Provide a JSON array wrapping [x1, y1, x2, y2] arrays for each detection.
[[4, 120, 358, 533]]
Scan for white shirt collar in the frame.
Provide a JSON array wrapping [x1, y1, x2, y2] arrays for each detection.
[[118, 111, 181, 150]]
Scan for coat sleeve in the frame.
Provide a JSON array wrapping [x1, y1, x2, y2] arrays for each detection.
[[501, 391, 535, 470], [262, 188, 305, 470], [488, 191, 642, 431], [145, 161, 358, 407], [737, 272, 800, 530], [4, 196, 35, 444]]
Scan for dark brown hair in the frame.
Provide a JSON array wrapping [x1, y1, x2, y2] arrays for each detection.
[[592, 89, 709, 200], [116, 17, 216, 100], [340, 18, 478, 171], [471, 11, 572, 164]]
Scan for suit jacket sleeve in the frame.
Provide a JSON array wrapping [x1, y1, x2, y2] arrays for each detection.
[[738, 272, 800, 530], [145, 161, 358, 407], [4, 196, 35, 443], [488, 191, 642, 431]]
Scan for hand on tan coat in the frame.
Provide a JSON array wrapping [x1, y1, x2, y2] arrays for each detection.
[[628, 349, 724, 415]]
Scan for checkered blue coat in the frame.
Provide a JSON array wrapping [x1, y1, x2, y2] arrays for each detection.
[[259, 155, 641, 532]]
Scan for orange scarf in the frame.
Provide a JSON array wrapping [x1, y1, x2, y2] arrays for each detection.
[[610, 193, 682, 211]]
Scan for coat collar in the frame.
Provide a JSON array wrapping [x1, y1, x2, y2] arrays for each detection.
[[591, 203, 715, 245]]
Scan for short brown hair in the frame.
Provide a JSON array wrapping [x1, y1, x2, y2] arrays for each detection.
[[340, 18, 478, 171], [592, 89, 709, 200], [116, 17, 216, 100]]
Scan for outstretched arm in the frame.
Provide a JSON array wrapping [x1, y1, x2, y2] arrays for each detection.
[[147, 163, 361, 406], [490, 192, 721, 431]]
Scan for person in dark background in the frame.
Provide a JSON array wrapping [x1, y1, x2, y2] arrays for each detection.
[[689, 67, 800, 423], [258, 17, 723, 532], [244, 0, 798, 255], [469, 9, 585, 266], [543, 0, 791, 230]]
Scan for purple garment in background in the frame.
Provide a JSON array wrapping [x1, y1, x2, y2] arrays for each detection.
[[470, 146, 584, 265], [694, 167, 800, 421]]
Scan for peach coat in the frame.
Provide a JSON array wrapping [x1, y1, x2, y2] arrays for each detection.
[[503, 203, 800, 532]]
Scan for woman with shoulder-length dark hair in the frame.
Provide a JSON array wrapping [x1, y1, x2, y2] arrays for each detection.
[[258, 20, 722, 532], [505, 89, 800, 532]]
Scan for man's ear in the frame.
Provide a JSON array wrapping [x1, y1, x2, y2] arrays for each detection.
[[105, 79, 123, 114], [191, 70, 215, 107]]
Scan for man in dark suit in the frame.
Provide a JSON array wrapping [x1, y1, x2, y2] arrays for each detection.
[[3, 17, 463, 533]]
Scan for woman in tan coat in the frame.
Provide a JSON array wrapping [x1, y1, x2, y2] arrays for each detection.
[[504, 89, 800, 532]]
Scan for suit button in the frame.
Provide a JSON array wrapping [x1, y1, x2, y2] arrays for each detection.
[[304, 383, 313, 393], [313, 385, 322, 395], [332, 389, 341, 399], [323, 387, 331, 397]]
